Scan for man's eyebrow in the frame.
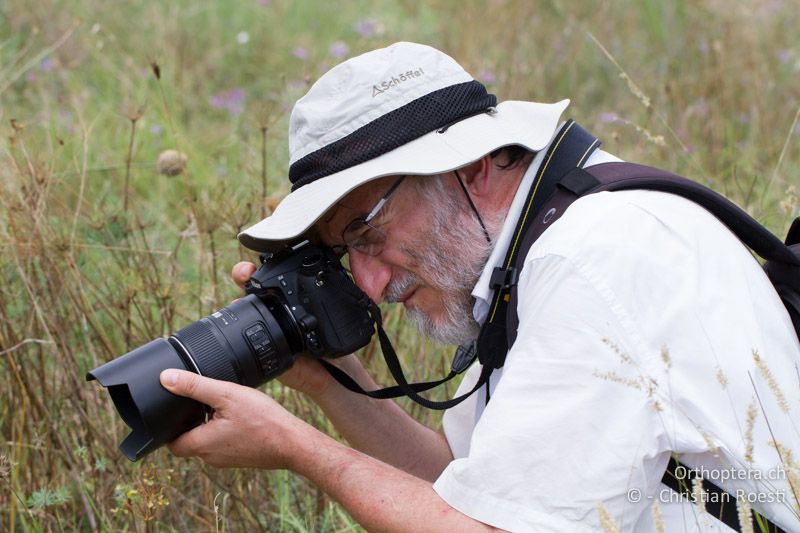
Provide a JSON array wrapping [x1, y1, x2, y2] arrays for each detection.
[[322, 196, 362, 225]]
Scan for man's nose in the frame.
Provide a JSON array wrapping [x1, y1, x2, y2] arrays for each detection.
[[348, 249, 392, 303]]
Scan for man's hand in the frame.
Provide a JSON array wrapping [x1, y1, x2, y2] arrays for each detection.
[[230, 261, 454, 482], [159, 368, 310, 469], [159, 368, 495, 532], [158, 264, 482, 530]]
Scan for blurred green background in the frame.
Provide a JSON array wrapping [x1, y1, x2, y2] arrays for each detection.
[[1, 0, 798, 530]]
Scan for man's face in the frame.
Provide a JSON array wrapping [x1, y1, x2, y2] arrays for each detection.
[[316, 175, 499, 345]]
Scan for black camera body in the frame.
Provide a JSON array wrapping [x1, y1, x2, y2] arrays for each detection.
[[245, 242, 375, 361], [87, 242, 375, 461]]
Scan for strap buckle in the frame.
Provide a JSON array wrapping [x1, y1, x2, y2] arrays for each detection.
[[489, 266, 518, 291], [451, 341, 478, 374]]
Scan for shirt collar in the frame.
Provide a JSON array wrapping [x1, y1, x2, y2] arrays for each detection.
[[470, 119, 621, 324], [470, 139, 554, 324]]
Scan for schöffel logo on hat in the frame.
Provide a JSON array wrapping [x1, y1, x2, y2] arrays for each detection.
[[372, 67, 425, 97]]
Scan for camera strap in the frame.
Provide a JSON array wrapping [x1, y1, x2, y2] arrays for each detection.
[[319, 302, 494, 409]]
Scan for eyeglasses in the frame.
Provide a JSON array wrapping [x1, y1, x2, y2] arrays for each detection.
[[331, 176, 406, 258]]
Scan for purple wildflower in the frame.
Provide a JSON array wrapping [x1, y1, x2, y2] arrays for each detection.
[[225, 89, 245, 114], [26, 72, 37, 82], [329, 41, 350, 59], [227, 88, 245, 101], [478, 69, 496, 85], [258, 0, 270, 5], [210, 95, 225, 108], [150, 124, 163, 135], [778, 49, 793, 65], [292, 46, 309, 60], [210, 89, 246, 116], [598, 112, 618, 124], [353, 19, 378, 38], [40, 57, 54, 72]]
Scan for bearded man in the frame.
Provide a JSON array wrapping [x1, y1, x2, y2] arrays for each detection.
[[159, 42, 800, 532]]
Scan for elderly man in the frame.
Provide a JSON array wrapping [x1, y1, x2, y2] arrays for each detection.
[[159, 42, 800, 531]]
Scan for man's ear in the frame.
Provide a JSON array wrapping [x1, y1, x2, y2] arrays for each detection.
[[455, 154, 494, 197]]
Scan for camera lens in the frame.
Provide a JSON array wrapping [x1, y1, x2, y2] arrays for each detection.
[[86, 293, 300, 461], [87, 242, 375, 463], [171, 294, 297, 387]]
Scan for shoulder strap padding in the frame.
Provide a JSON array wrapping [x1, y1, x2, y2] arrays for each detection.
[[505, 162, 800, 347]]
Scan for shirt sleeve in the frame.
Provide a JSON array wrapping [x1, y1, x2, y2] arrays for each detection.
[[433, 252, 671, 532]]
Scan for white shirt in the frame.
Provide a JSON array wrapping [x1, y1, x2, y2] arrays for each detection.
[[432, 125, 800, 532]]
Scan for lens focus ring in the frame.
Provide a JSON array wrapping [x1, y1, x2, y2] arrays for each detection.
[[172, 320, 238, 383]]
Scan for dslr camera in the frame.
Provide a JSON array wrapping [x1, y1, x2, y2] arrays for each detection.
[[87, 242, 375, 461]]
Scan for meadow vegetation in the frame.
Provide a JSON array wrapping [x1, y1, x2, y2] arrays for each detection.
[[1, 0, 798, 530]]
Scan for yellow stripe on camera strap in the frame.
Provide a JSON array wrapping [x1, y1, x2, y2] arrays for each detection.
[[475, 120, 600, 372]]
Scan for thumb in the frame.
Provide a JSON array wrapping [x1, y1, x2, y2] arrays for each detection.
[[232, 261, 257, 290], [160, 369, 230, 407]]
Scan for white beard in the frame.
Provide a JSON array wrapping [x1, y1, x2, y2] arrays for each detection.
[[385, 196, 503, 346]]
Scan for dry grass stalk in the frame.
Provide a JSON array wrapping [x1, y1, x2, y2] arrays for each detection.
[[716, 367, 729, 388], [737, 495, 755, 533], [752, 350, 791, 414], [596, 502, 620, 533], [691, 477, 707, 515], [744, 399, 758, 463], [650, 501, 665, 533]]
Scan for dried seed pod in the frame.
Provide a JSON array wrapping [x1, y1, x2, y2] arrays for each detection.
[[156, 149, 187, 177]]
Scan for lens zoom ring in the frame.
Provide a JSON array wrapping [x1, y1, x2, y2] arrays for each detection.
[[175, 321, 238, 383]]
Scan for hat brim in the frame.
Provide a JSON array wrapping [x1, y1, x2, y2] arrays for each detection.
[[238, 99, 570, 252]]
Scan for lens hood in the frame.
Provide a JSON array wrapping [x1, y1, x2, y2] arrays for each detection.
[[86, 338, 205, 461]]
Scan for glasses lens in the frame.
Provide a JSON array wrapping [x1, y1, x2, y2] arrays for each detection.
[[342, 218, 385, 256]]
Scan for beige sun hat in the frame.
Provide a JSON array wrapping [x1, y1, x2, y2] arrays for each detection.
[[238, 41, 569, 252]]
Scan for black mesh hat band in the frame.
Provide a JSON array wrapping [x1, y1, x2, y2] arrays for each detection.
[[289, 81, 497, 191]]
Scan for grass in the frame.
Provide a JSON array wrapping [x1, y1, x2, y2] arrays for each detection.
[[1, 0, 799, 530]]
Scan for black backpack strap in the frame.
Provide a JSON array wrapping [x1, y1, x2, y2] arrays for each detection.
[[477, 119, 601, 371], [578, 163, 800, 266], [578, 163, 800, 337], [663, 457, 786, 533], [786, 217, 800, 246], [764, 250, 800, 334], [505, 161, 800, 343]]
